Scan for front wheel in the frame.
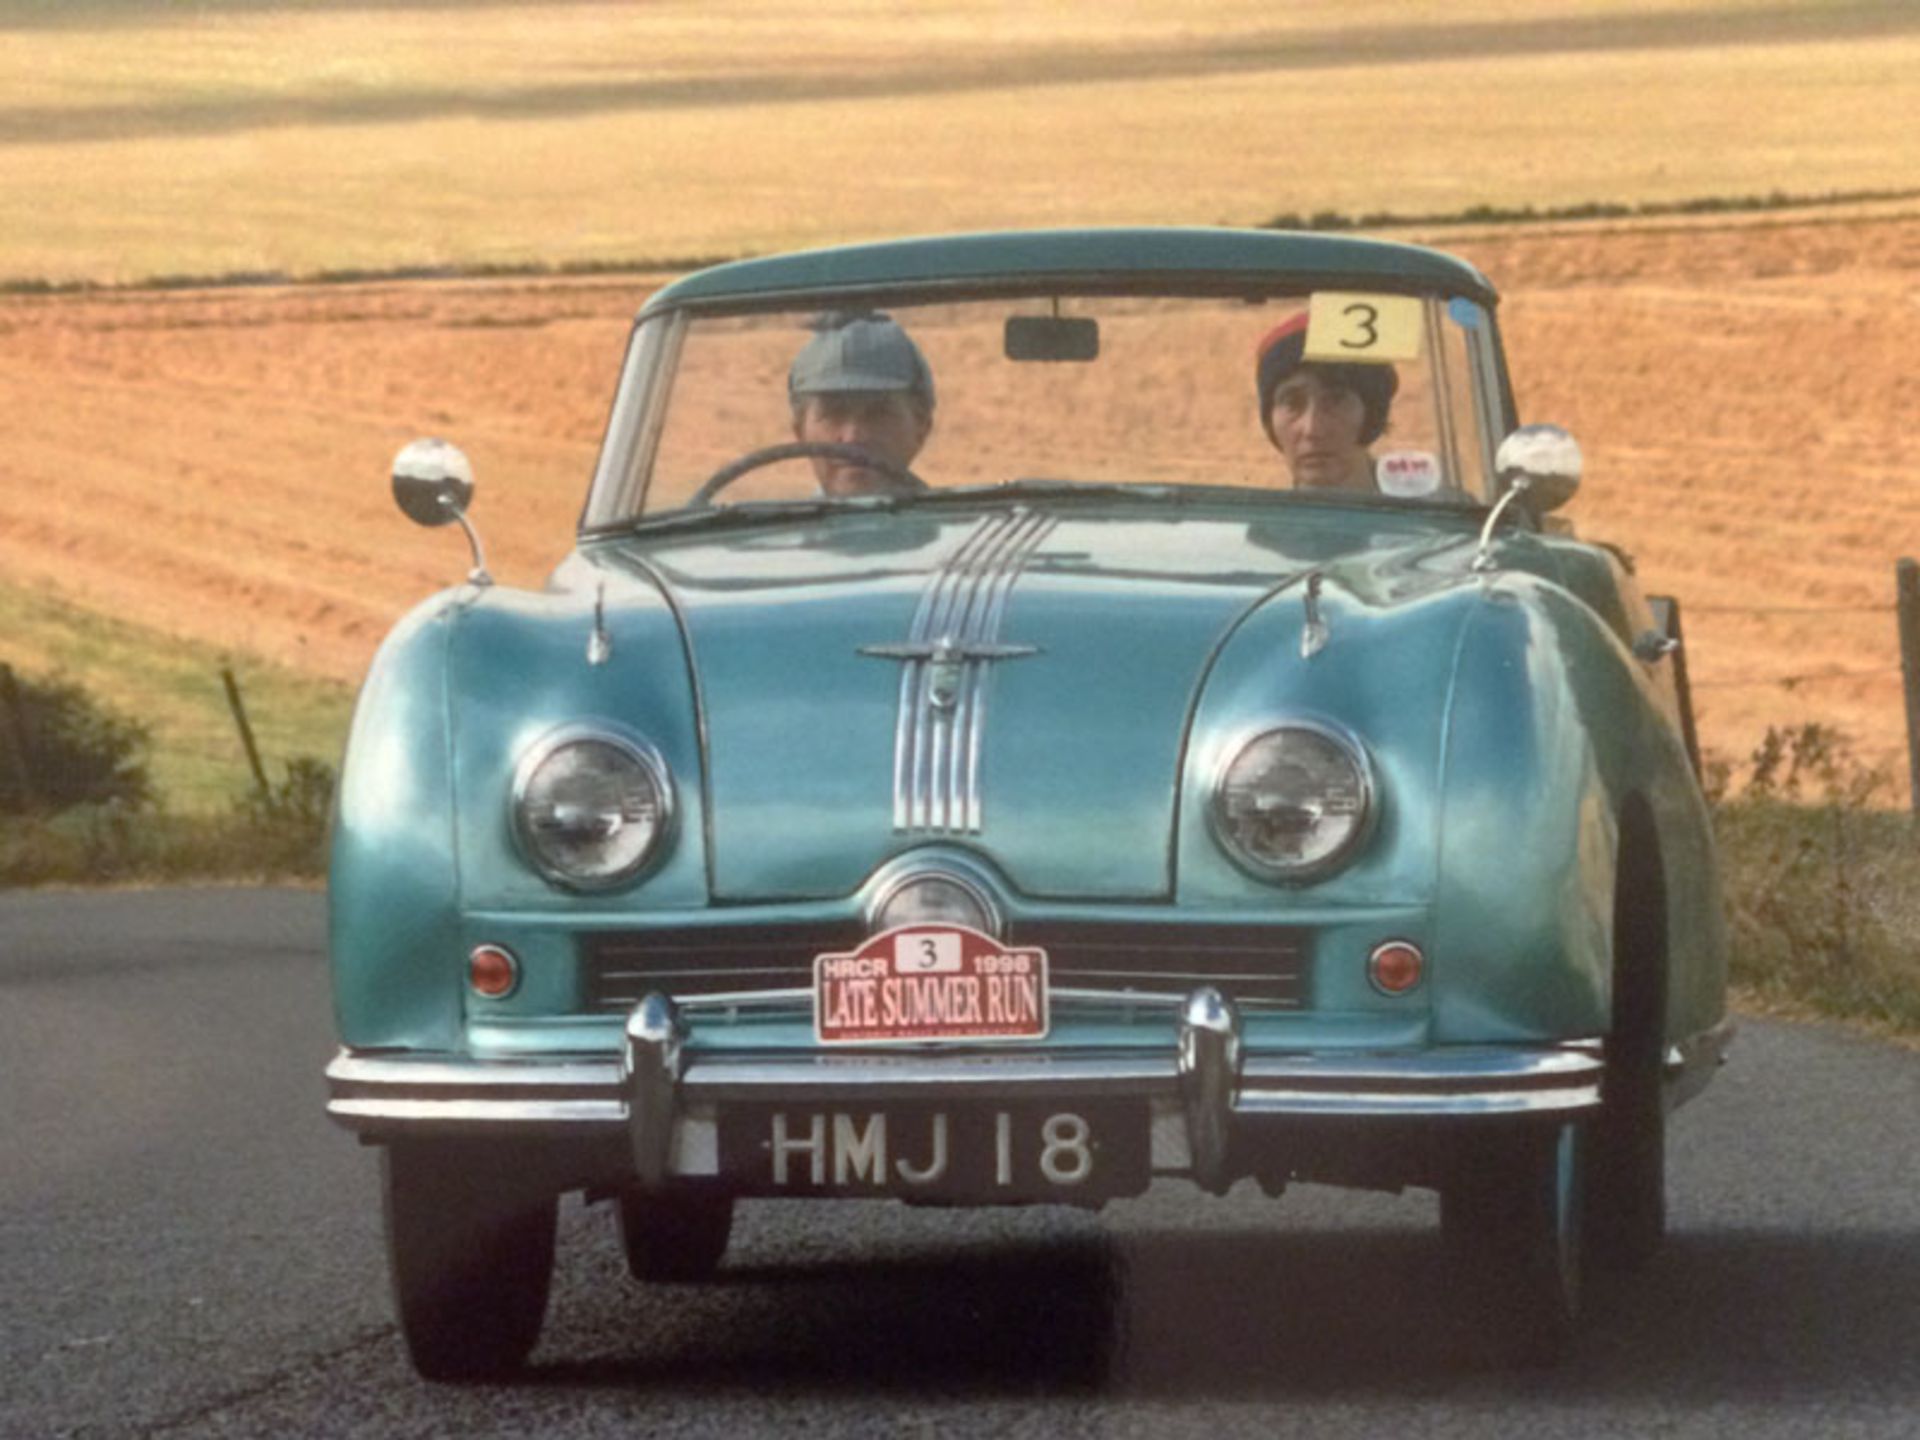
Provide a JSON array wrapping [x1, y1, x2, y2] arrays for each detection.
[[1586, 1027, 1666, 1269], [1588, 854, 1670, 1270], [383, 1143, 558, 1382]]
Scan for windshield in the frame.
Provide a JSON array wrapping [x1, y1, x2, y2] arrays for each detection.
[[584, 287, 1503, 527]]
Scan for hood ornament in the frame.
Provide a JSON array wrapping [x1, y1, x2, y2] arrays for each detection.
[[860, 637, 1039, 710], [1300, 572, 1329, 659], [587, 582, 612, 666]]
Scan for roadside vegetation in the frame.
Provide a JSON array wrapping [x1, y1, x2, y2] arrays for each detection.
[[1708, 725, 1920, 1038], [0, 585, 350, 885], [8, 186, 1913, 298]]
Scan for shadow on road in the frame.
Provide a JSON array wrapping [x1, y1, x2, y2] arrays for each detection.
[[525, 1223, 1920, 1398]]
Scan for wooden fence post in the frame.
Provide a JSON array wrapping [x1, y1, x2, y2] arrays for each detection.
[[0, 662, 38, 810], [1898, 559, 1920, 824], [221, 665, 271, 800]]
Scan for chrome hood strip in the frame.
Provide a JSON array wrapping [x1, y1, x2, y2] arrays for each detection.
[[885, 507, 1057, 833]]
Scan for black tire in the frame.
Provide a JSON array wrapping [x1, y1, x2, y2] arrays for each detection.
[[383, 1143, 557, 1382], [1587, 1027, 1665, 1269], [617, 1186, 734, 1281], [1446, 1123, 1586, 1367], [1588, 834, 1669, 1270]]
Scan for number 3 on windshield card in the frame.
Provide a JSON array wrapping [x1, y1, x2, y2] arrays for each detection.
[[814, 924, 1050, 1044], [1305, 292, 1424, 364]]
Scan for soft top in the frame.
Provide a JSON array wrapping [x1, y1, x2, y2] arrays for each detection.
[[641, 227, 1499, 314]]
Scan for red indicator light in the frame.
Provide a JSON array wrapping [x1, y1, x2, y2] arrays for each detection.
[[469, 944, 520, 998], [1368, 941, 1424, 995]]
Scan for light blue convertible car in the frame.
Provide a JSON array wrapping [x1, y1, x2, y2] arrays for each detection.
[[326, 228, 1730, 1377]]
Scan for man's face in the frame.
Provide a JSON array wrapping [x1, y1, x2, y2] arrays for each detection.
[[1267, 370, 1371, 491], [793, 391, 931, 497]]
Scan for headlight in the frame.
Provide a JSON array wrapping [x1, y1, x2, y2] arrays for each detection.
[[511, 727, 673, 890], [1211, 723, 1373, 881], [870, 869, 1001, 937]]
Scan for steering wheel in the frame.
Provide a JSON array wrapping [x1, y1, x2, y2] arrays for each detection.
[[688, 442, 927, 508]]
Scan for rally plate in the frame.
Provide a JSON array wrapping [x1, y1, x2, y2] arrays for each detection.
[[814, 923, 1048, 1044], [717, 1100, 1150, 1202]]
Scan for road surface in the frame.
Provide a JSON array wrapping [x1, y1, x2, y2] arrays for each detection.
[[2, 887, 1915, 1437]]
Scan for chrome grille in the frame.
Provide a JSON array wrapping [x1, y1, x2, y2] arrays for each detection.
[[581, 921, 1309, 1010]]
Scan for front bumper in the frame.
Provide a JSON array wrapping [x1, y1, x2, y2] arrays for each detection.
[[327, 987, 1614, 1191]]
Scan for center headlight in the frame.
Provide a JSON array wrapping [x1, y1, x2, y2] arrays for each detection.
[[871, 870, 1000, 936], [512, 727, 673, 890], [1211, 723, 1373, 881]]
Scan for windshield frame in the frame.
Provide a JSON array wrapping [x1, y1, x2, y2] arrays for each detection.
[[582, 277, 1513, 535]]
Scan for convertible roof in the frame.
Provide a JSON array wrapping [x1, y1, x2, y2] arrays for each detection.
[[642, 227, 1499, 314]]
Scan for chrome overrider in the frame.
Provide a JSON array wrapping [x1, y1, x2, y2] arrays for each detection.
[[327, 988, 1736, 1181]]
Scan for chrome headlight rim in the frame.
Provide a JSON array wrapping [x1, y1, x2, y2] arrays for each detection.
[[509, 722, 676, 893], [1208, 718, 1376, 884], [865, 859, 1005, 940]]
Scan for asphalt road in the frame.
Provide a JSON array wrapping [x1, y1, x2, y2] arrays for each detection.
[[2, 886, 1916, 1439]]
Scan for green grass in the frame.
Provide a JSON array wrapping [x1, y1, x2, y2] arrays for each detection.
[[1714, 800, 1920, 1037], [0, 580, 354, 815], [1707, 725, 1920, 1038], [0, 803, 328, 887]]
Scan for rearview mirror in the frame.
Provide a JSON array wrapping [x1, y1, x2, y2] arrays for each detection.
[[1005, 315, 1099, 363]]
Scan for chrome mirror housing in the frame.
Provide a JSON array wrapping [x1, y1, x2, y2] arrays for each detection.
[[392, 438, 492, 585], [392, 438, 475, 528], [1494, 424, 1583, 514]]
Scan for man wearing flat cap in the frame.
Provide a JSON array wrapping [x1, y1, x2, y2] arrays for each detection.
[[789, 312, 935, 498], [1254, 312, 1398, 492]]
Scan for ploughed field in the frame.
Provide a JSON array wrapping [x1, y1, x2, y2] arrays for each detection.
[[1, 207, 1915, 780]]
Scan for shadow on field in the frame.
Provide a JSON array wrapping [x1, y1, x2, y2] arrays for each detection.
[[531, 1225, 1920, 1398]]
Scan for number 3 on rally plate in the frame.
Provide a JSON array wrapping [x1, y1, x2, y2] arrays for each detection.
[[897, 931, 961, 974], [1305, 292, 1423, 363]]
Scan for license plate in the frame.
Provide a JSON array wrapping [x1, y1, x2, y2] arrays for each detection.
[[717, 1101, 1150, 1202], [814, 924, 1049, 1044]]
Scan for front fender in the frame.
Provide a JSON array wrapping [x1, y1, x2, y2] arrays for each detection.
[[1428, 563, 1734, 1044], [328, 588, 469, 1050], [1428, 579, 1617, 1042]]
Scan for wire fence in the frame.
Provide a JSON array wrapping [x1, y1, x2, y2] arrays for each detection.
[[1677, 563, 1920, 815], [1682, 599, 1900, 689]]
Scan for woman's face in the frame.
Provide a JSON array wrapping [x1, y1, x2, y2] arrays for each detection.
[[1267, 369, 1371, 490]]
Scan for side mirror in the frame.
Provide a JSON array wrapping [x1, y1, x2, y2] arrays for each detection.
[[1494, 424, 1582, 514], [392, 438, 475, 528], [392, 438, 491, 585]]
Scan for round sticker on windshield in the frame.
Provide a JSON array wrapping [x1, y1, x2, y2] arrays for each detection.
[[1375, 450, 1443, 498]]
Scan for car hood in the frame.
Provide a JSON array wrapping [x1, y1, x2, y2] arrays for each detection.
[[579, 502, 1479, 901]]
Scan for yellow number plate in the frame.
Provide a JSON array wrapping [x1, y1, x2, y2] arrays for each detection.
[[1305, 292, 1424, 363]]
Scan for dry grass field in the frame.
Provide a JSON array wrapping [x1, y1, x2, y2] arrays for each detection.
[[1, 1, 1917, 795], [0, 0, 1915, 284]]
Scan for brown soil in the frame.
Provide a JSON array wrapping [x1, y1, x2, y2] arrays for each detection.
[[3, 210, 1917, 783]]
